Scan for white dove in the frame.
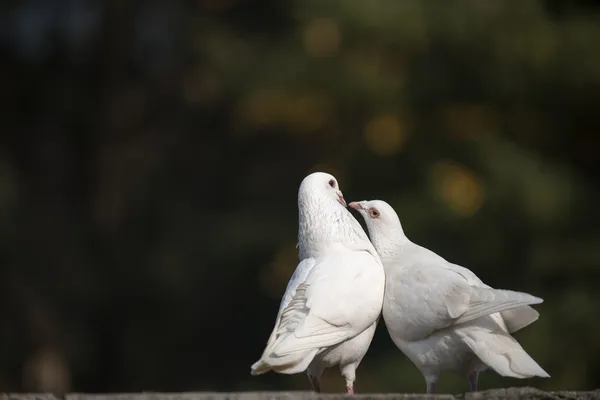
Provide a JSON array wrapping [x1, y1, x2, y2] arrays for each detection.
[[349, 199, 550, 393], [250, 172, 384, 394]]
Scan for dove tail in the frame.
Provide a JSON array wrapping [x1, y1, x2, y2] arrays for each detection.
[[250, 349, 318, 375], [500, 305, 540, 333], [459, 326, 550, 379], [250, 360, 270, 376]]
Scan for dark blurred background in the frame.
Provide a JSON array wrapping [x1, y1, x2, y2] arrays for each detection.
[[1, 0, 599, 394]]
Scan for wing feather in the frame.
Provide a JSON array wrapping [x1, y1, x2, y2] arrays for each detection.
[[262, 259, 316, 351], [252, 248, 383, 374], [387, 259, 543, 338], [445, 262, 541, 332]]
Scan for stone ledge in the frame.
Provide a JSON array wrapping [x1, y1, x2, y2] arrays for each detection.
[[2, 388, 599, 400]]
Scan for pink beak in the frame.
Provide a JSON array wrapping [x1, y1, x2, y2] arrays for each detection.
[[349, 202, 363, 210], [337, 191, 347, 207]]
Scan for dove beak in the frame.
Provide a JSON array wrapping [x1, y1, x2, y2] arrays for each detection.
[[337, 190, 347, 207], [349, 201, 363, 211]]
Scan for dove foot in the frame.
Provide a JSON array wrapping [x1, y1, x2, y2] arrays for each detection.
[[346, 384, 355, 395], [467, 371, 479, 392]]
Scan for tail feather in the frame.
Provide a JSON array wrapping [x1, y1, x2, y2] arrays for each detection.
[[455, 288, 543, 325], [500, 306, 540, 333], [250, 349, 318, 375], [458, 325, 549, 379], [250, 360, 271, 376]]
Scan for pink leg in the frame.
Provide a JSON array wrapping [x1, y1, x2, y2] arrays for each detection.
[[347, 385, 355, 395]]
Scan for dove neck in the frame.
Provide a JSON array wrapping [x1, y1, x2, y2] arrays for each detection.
[[369, 226, 409, 262], [297, 200, 367, 259]]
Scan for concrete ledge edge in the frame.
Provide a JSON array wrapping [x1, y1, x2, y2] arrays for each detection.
[[1, 387, 599, 400]]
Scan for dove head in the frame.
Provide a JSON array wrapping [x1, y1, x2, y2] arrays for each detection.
[[298, 172, 347, 208], [296, 172, 371, 259], [349, 200, 408, 257]]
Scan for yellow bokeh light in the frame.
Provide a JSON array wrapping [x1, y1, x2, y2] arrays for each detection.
[[303, 18, 341, 57], [282, 93, 330, 133], [364, 114, 406, 156], [429, 160, 485, 217], [234, 89, 330, 134], [236, 89, 286, 127]]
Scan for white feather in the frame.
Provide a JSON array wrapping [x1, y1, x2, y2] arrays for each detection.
[[351, 199, 549, 392], [455, 316, 550, 379], [250, 173, 384, 392]]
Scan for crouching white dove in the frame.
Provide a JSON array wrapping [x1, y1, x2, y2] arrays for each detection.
[[350, 199, 550, 393], [250, 173, 384, 394]]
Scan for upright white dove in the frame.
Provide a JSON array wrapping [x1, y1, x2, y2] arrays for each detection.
[[250, 172, 384, 394], [349, 199, 549, 393]]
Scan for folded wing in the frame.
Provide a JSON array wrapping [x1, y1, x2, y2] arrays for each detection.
[[251, 249, 382, 376], [251, 258, 316, 375], [391, 262, 543, 337], [445, 262, 541, 332]]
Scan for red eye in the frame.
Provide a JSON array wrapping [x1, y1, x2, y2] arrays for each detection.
[[328, 179, 335, 188], [369, 208, 380, 218]]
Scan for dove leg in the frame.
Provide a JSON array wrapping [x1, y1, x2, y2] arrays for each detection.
[[425, 375, 438, 393], [307, 373, 321, 393], [467, 371, 479, 392], [340, 363, 357, 395], [307, 361, 324, 393]]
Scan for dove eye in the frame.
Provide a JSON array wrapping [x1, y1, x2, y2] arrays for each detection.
[[369, 208, 380, 218], [328, 179, 336, 188]]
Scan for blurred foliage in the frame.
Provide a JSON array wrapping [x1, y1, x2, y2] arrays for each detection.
[[1, 0, 600, 394]]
